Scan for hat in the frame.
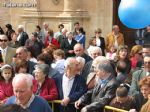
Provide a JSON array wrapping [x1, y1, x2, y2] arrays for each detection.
[[32, 32, 38, 37], [34, 64, 49, 75]]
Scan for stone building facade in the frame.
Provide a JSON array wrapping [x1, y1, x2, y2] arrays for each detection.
[[0, 0, 113, 44]]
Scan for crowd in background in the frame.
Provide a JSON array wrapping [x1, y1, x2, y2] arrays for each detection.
[[0, 22, 149, 112]]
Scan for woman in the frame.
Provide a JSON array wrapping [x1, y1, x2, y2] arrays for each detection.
[[33, 63, 58, 101], [8, 32, 20, 48], [130, 45, 143, 71], [5, 24, 15, 41], [113, 45, 131, 75], [44, 29, 59, 48], [92, 28, 106, 56]]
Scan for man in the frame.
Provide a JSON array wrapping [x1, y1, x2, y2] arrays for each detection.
[[57, 28, 68, 44], [0, 34, 16, 64], [17, 25, 29, 46], [106, 25, 124, 51], [144, 25, 150, 45], [14, 47, 36, 74], [74, 43, 92, 63], [130, 55, 150, 95], [81, 46, 102, 81], [75, 58, 118, 112], [54, 57, 87, 112], [5, 74, 52, 112], [54, 23, 64, 40], [41, 22, 49, 43]]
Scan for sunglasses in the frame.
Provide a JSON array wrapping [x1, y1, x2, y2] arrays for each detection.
[[138, 52, 142, 55], [0, 39, 8, 42]]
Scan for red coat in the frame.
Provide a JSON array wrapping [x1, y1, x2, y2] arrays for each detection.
[[33, 77, 58, 101], [0, 80, 13, 100], [44, 36, 60, 48]]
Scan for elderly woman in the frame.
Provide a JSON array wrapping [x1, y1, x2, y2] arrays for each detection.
[[33, 63, 58, 101]]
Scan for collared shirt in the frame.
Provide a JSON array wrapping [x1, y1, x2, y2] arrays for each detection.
[[114, 35, 119, 49], [62, 74, 75, 98], [0, 47, 8, 62], [16, 94, 35, 109], [96, 38, 101, 47], [17, 32, 23, 41], [99, 75, 111, 87], [68, 39, 72, 45]]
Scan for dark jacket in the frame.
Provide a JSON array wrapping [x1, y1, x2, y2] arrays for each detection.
[[18, 31, 29, 46]]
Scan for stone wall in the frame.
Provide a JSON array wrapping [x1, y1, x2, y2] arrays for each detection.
[[0, 0, 113, 45]]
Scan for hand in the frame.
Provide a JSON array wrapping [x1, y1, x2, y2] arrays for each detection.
[[75, 100, 81, 109], [81, 107, 87, 112], [61, 97, 70, 106]]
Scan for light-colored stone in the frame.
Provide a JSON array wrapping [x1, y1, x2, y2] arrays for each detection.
[[0, 0, 113, 45]]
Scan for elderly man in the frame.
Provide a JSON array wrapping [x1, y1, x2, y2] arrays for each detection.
[[17, 25, 29, 46], [5, 74, 52, 112], [74, 43, 92, 63], [14, 47, 36, 74], [0, 34, 16, 65], [106, 25, 124, 51], [75, 57, 118, 112], [54, 57, 87, 112]]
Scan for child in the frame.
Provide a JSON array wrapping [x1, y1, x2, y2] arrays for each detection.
[[0, 64, 14, 102], [106, 45, 116, 60], [109, 83, 136, 111], [51, 49, 65, 74]]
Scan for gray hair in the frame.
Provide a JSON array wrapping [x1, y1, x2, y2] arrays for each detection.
[[91, 46, 102, 54], [76, 56, 85, 66], [34, 64, 49, 75], [92, 56, 108, 68], [12, 73, 33, 89], [97, 60, 113, 74], [64, 57, 76, 68]]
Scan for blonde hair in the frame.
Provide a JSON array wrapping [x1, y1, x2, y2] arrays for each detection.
[[130, 45, 143, 57]]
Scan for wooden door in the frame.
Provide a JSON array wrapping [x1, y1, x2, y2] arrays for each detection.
[[113, 0, 136, 49]]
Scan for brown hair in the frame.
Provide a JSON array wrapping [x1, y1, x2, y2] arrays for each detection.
[[15, 59, 28, 73], [47, 29, 54, 37], [53, 49, 65, 59], [116, 45, 129, 60], [139, 76, 150, 88]]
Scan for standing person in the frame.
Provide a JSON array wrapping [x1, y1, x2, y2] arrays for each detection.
[[33, 64, 58, 101], [0, 64, 14, 102], [73, 22, 80, 37], [134, 28, 145, 45], [8, 32, 20, 48], [25, 32, 44, 58], [5, 24, 15, 41], [5, 74, 52, 112], [0, 34, 16, 65], [75, 58, 118, 112], [54, 23, 64, 40], [144, 25, 150, 45], [92, 28, 106, 56], [75, 27, 86, 48], [60, 31, 77, 58], [42, 22, 49, 42], [106, 25, 124, 51], [44, 29, 59, 48], [54, 57, 87, 112], [57, 28, 68, 45], [17, 25, 29, 46], [35, 25, 44, 43]]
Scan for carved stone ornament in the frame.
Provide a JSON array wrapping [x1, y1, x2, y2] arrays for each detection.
[[52, 0, 60, 5]]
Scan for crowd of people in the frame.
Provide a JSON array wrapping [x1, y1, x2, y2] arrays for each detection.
[[0, 22, 149, 112]]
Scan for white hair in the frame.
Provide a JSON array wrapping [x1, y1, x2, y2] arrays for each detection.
[[91, 46, 102, 54], [18, 25, 24, 30], [92, 56, 108, 68], [64, 57, 73, 68], [12, 73, 33, 89], [76, 56, 85, 66]]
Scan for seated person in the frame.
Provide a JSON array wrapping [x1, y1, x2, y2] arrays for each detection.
[[109, 83, 135, 111], [33, 63, 58, 101]]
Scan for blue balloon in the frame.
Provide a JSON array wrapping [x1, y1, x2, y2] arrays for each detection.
[[118, 0, 150, 29]]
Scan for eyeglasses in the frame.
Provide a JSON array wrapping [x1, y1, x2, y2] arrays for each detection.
[[0, 39, 8, 42]]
